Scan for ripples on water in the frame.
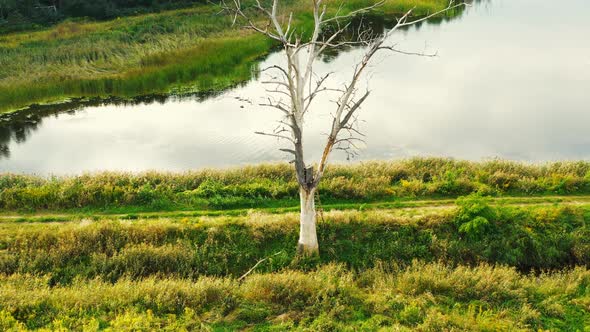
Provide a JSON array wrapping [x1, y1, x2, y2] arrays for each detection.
[[1, 0, 589, 174]]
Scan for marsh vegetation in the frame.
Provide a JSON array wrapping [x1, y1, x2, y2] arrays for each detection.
[[0, 0, 463, 113], [3, 158, 590, 211]]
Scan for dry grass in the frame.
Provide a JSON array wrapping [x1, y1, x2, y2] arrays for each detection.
[[0, 262, 587, 330]]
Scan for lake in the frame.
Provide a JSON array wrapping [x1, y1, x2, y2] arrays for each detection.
[[1, 0, 589, 174]]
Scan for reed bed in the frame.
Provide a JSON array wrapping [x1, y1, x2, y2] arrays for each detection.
[[0, 0, 463, 113]]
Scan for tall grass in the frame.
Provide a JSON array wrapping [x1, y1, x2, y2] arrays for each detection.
[[1, 200, 588, 284], [0, 262, 588, 330], [0, 5, 274, 113], [2, 158, 590, 211], [0, 34, 273, 112]]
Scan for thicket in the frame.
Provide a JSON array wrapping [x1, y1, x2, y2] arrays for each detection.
[[2, 158, 590, 211], [1, 200, 588, 285]]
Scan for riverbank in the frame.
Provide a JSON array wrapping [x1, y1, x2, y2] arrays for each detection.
[[3, 158, 590, 213], [0, 0, 463, 114]]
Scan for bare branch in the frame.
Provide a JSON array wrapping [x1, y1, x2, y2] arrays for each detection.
[[238, 251, 284, 282], [322, 0, 386, 24], [261, 65, 291, 80], [397, 0, 467, 28], [304, 72, 332, 110], [260, 102, 290, 115], [377, 46, 438, 57], [219, 0, 289, 44], [280, 148, 297, 155], [334, 136, 366, 144], [255, 131, 295, 143], [340, 90, 370, 128]]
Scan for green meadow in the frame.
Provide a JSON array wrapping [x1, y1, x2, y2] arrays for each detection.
[[3, 158, 590, 212]]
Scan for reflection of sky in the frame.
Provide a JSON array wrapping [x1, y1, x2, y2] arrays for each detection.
[[1, 0, 590, 174]]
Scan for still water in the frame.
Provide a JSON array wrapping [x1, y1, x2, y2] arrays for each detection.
[[1, 0, 589, 174]]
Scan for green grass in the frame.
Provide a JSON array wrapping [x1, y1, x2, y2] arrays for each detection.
[[3, 193, 590, 223], [0, 0, 464, 113], [2, 199, 589, 282], [0, 5, 272, 113], [2, 158, 590, 213], [2, 158, 590, 330], [2, 263, 588, 331], [1, 200, 589, 330]]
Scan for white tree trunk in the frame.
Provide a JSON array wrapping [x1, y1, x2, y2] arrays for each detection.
[[297, 187, 319, 256]]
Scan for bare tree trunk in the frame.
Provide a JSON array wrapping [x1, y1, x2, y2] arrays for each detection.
[[297, 186, 319, 256]]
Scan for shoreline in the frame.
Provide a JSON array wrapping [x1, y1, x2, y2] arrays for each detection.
[[0, 1, 464, 113]]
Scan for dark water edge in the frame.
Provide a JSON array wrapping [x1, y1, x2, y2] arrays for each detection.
[[0, 90, 236, 159]]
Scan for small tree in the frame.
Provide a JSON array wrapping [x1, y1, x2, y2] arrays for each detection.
[[223, 0, 465, 256]]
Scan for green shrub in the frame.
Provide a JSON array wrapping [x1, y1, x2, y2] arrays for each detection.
[[454, 194, 496, 240]]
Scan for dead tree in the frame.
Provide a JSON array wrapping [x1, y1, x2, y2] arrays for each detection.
[[222, 0, 466, 256]]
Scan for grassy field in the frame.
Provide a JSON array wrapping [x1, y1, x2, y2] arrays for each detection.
[[1, 158, 590, 330], [0, 0, 464, 113], [2, 263, 588, 331], [1, 195, 589, 330]]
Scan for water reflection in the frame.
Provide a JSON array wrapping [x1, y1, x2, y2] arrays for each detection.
[[1, 0, 589, 174], [0, 5, 471, 161], [0, 91, 226, 159]]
